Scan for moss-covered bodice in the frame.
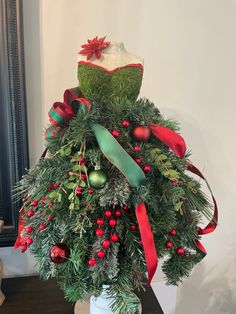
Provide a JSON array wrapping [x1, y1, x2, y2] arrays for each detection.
[[77, 63, 143, 103]]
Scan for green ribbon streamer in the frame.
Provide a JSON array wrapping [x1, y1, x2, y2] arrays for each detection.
[[90, 123, 146, 188]]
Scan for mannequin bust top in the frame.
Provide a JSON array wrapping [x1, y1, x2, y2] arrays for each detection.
[[77, 42, 144, 103], [78, 42, 144, 71]]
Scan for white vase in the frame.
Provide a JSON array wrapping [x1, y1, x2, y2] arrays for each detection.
[[89, 286, 142, 314]]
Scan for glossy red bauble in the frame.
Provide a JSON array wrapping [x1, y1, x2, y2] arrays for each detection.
[[104, 210, 112, 218], [88, 188, 94, 194], [123, 205, 129, 211], [21, 244, 28, 252], [50, 243, 70, 264], [170, 229, 177, 236], [76, 186, 83, 195], [115, 210, 122, 217], [79, 156, 86, 164], [88, 258, 96, 267], [25, 226, 33, 234], [97, 249, 106, 259], [132, 126, 150, 142], [121, 120, 130, 128], [102, 239, 111, 248], [26, 238, 33, 246], [133, 145, 141, 152], [27, 209, 35, 218], [96, 228, 104, 236], [53, 183, 59, 189], [81, 174, 87, 181], [135, 158, 142, 165], [130, 224, 136, 231], [39, 224, 47, 231], [143, 164, 152, 173], [48, 184, 54, 191], [166, 241, 173, 248], [111, 130, 120, 138], [41, 197, 47, 204], [177, 247, 185, 255], [110, 234, 119, 242], [109, 219, 117, 227], [31, 200, 38, 207], [96, 218, 105, 226]]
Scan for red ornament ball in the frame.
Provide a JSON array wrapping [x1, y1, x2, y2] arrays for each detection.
[[48, 184, 54, 191], [122, 120, 130, 128], [81, 174, 87, 181], [170, 229, 177, 236], [177, 247, 185, 255], [104, 210, 112, 218], [50, 243, 70, 264], [31, 200, 38, 207], [96, 218, 105, 226], [135, 158, 142, 165], [21, 244, 28, 252], [111, 130, 120, 138], [41, 197, 47, 204], [115, 210, 122, 217], [133, 126, 150, 142], [166, 241, 173, 248], [130, 224, 136, 231], [143, 164, 152, 173], [53, 183, 59, 189], [39, 224, 47, 231], [133, 145, 141, 152], [97, 249, 106, 259], [96, 228, 104, 236], [76, 186, 83, 195], [109, 219, 117, 227], [110, 234, 119, 242], [123, 205, 129, 211], [102, 239, 111, 249], [88, 258, 96, 267], [25, 226, 33, 234], [79, 156, 86, 164], [27, 209, 35, 218], [26, 238, 33, 246], [88, 188, 94, 194]]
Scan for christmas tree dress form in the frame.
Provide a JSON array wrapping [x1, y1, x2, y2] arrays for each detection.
[[14, 37, 218, 314]]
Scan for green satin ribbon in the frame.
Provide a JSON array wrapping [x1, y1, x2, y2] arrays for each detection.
[[90, 123, 145, 188]]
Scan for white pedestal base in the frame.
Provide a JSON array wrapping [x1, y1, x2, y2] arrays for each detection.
[[74, 286, 142, 314]]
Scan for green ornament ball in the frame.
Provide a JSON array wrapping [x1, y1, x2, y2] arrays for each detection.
[[88, 170, 107, 189]]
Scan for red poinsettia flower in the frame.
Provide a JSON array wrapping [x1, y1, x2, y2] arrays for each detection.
[[79, 36, 110, 61]]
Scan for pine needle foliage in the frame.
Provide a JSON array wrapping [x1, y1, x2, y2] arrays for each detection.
[[14, 95, 214, 313]]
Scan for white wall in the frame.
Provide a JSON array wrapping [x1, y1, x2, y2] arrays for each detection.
[[3, 0, 236, 313]]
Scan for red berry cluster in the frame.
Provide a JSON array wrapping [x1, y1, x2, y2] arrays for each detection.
[[165, 229, 185, 255], [111, 121, 152, 174], [48, 182, 59, 191], [88, 206, 122, 267]]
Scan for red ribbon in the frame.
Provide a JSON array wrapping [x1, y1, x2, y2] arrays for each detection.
[[135, 201, 158, 285], [46, 88, 91, 140], [187, 163, 218, 254], [14, 209, 26, 250], [149, 124, 186, 158], [48, 102, 74, 127]]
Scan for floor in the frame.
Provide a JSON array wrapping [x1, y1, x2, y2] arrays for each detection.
[[1, 276, 164, 314]]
